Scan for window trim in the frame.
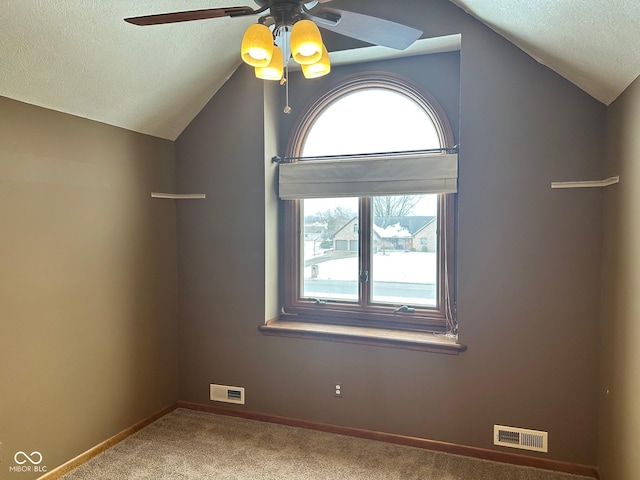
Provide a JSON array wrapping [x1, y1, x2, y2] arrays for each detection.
[[259, 318, 467, 354], [281, 195, 455, 333], [275, 73, 459, 344], [285, 73, 454, 158]]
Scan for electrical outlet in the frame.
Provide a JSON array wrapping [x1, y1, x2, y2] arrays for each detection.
[[334, 383, 343, 397]]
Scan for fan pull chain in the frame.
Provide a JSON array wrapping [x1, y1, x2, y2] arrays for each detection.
[[282, 63, 291, 114]]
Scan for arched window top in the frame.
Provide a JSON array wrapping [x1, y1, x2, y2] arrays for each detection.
[[289, 73, 454, 158]]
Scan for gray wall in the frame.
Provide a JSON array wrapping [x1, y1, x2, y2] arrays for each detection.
[[0, 97, 179, 479], [599, 75, 640, 480], [176, 0, 605, 466], [176, 63, 268, 399]]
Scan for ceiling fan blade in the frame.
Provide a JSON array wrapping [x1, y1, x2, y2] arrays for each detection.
[[124, 6, 258, 26], [316, 8, 422, 50]]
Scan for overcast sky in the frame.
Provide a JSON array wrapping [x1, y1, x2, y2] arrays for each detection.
[[301, 88, 439, 217]]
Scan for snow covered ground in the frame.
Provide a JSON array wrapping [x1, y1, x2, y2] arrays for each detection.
[[304, 250, 437, 284]]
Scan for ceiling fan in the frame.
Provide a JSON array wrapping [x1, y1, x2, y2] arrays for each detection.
[[125, 1, 422, 111], [125, 0, 423, 50]]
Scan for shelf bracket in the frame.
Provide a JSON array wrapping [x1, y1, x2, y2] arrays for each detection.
[[551, 176, 619, 189], [151, 192, 206, 199]]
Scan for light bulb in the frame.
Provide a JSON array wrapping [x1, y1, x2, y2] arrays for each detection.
[[290, 20, 323, 65], [241, 24, 273, 67], [255, 46, 284, 81], [301, 44, 331, 79]]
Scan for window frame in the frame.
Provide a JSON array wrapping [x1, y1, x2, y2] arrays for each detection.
[[280, 73, 457, 336]]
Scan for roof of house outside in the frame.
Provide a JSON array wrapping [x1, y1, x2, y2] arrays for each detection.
[[375, 216, 435, 235], [332, 216, 436, 240]]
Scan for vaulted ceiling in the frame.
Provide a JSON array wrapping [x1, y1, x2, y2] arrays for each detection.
[[449, 0, 640, 106], [0, 0, 638, 140]]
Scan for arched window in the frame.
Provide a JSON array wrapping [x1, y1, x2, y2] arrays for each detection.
[[278, 74, 458, 340]]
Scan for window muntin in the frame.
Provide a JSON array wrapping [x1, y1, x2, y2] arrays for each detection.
[[282, 75, 456, 334]]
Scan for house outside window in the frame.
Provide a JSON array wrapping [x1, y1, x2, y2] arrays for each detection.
[[278, 73, 458, 337]]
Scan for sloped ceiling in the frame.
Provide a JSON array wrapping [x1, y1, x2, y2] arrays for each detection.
[[0, 0, 638, 140], [448, 0, 640, 106], [0, 0, 254, 140]]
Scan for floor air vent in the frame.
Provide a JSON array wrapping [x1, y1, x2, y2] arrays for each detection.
[[494, 425, 548, 452]]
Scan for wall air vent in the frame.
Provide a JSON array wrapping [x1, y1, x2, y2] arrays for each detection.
[[494, 425, 548, 453], [210, 384, 245, 405]]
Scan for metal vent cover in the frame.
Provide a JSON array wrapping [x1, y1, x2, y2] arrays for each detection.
[[494, 425, 548, 452], [210, 384, 245, 405]]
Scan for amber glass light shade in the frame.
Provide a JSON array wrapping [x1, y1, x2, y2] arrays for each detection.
[[301, 44, 331, 79], [241, 24, 274, 67], [255, 46, 284, 80], [290, 20, 323, 65]]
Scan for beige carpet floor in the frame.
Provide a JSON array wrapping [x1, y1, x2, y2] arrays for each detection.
[[59, 408, 594, 480]]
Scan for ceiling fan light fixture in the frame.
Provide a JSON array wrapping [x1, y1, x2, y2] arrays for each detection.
[[301, 44, 330, 79], [255, 45, 284, 81], [290, 19, 323, 65], [241, 23, 274, 67]]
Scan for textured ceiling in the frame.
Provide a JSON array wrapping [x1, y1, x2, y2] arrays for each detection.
[[0, 0, 254, 140], [0, 1, 638, 140], [448, 0, 640, 105]]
